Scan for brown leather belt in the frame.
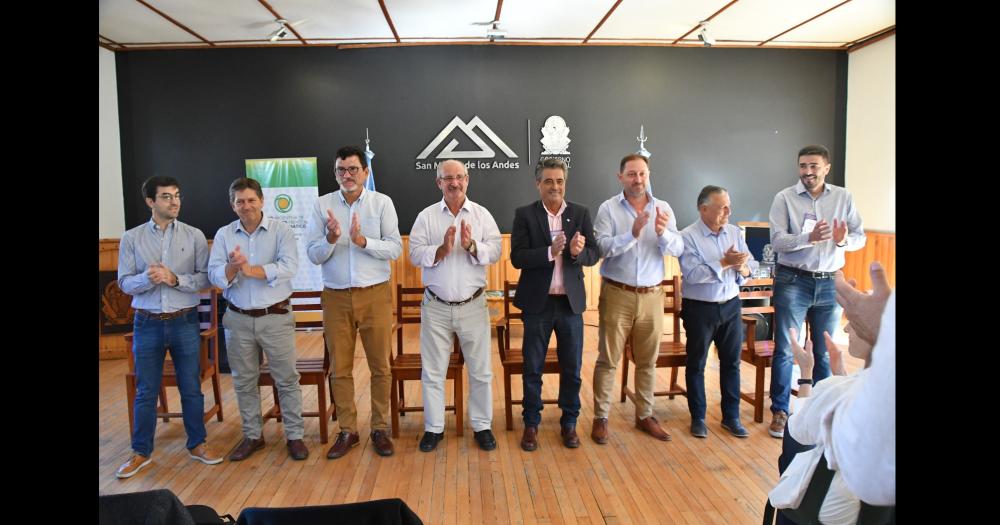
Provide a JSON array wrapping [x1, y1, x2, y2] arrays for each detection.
[[228, 298, 291, 317], [135, 306, 196, 320], [426, 287, 484, 306], [603, 277, 660, 294]]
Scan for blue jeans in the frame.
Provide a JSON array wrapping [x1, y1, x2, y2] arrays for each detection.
[[680, 297, 743, 422], [131, 309, 206, 456], [770, 265, 842, 414], [521, 296, 583, 428]]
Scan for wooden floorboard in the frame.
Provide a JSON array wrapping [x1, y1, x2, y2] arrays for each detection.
[[100, 317, 865, 524]]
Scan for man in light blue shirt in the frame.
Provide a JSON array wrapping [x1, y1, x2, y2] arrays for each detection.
[[591, 153, 684, 444], [304, 145, 402, 460], [115, 176, 222, 479], [766, 144, 865, 438], [679, 185, 758, 439], [208, 177, 308, 461]]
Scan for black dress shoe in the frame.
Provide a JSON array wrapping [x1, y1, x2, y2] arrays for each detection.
[[419, 431, 444, 452], [474, 429, 497, 451], [286, 439, 309, 460]]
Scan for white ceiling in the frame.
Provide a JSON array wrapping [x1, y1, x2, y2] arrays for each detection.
[[98, 0, 895, 51]]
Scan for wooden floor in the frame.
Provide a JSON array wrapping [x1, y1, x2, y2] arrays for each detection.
[[99, 314, 862, 524]]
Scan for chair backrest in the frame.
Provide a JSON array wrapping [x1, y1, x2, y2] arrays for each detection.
[[198, 288, 220, 375], [291, 290, 328, 369], [394, 284, 463, 361], [662, 275, 682, 343], [499, 281, 521, 360], [396, 284, 426, 358], [290, 290, 323, 330], [740, 279, 775, 344]]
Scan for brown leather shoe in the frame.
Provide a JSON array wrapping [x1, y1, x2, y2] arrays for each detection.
[[326, 431, 360, 459], [561, 425, 580, 448], [520, 426, 538, 451], [286, 439, 309, 460], [636, 416, 672, 441], [591, 417, 609, 444], [370, 430, 394, 457], [228, 437, 265, 461]]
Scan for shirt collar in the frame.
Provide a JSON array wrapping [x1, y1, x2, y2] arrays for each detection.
[[337, 187, 366, 206], [697, 219, 728, 238], [147, 218, 176, 233], [235, 214, 270, 234], [795, 180, 830, 196], [438, 197, 472, 215], [543, 200, 567, 218]]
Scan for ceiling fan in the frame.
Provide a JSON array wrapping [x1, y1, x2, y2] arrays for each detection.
[[246, 18, 308, 42], [471, 19, 506, 41]]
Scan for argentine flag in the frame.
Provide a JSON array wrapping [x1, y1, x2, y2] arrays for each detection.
[[364, 132, 376, 192]]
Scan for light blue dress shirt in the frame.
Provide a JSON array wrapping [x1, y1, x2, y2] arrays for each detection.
[[208, 215, 298, 309], [118, 219, 209, 313], [594, 191, 684, 287], [769, 181, 865, 272], [304, 188, 402, 289], [679, 220, 759, 302]]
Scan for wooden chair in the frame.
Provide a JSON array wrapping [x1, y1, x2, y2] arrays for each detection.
[[124, 288, 224, 433], [494, 280, 563, 431], [259, 290, 337, 443], [390, 285, 464, 438], [739, 280, 775, 423], [620, 275, 688, 405]]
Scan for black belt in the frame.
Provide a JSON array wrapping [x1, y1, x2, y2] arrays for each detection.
[[777, 264, 836, 279], [684, 296, 740, 306], [135, 306, 196, 320], [426, 287, 484, 306], [228, 298, 291, 317]]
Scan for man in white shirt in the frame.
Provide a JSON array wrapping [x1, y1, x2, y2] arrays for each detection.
[[408, 159, 503, 452]]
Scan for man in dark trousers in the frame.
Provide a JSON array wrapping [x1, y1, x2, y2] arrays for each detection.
[[510, 157, 600, 451]]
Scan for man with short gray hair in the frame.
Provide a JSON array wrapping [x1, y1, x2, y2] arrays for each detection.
[[510, 158, 599, 451], [408, 160, 503, 452], [679, 185, 757, 439]]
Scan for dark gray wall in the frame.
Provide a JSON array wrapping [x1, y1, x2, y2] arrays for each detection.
[[116, 45, 847, 235]]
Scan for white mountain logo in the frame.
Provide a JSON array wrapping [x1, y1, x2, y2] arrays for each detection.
[[417, 116, 518, 160]]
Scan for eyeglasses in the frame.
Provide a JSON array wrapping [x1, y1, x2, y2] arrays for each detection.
[[623, 171, 650, 178], [439, 174, 467, 183], [157, 193, 182, 202], [336, 166, 362, 176]]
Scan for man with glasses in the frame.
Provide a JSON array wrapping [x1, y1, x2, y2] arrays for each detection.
[[209, 177, 308, 461], [509, 158, 599, 451], [766, 144, 865, 438], [678, 186, 757, 439], [408, 159, 502, 452], [116, 176, 223, 479], [591, 154, 684, 443], [305, 145, 402, 459]]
